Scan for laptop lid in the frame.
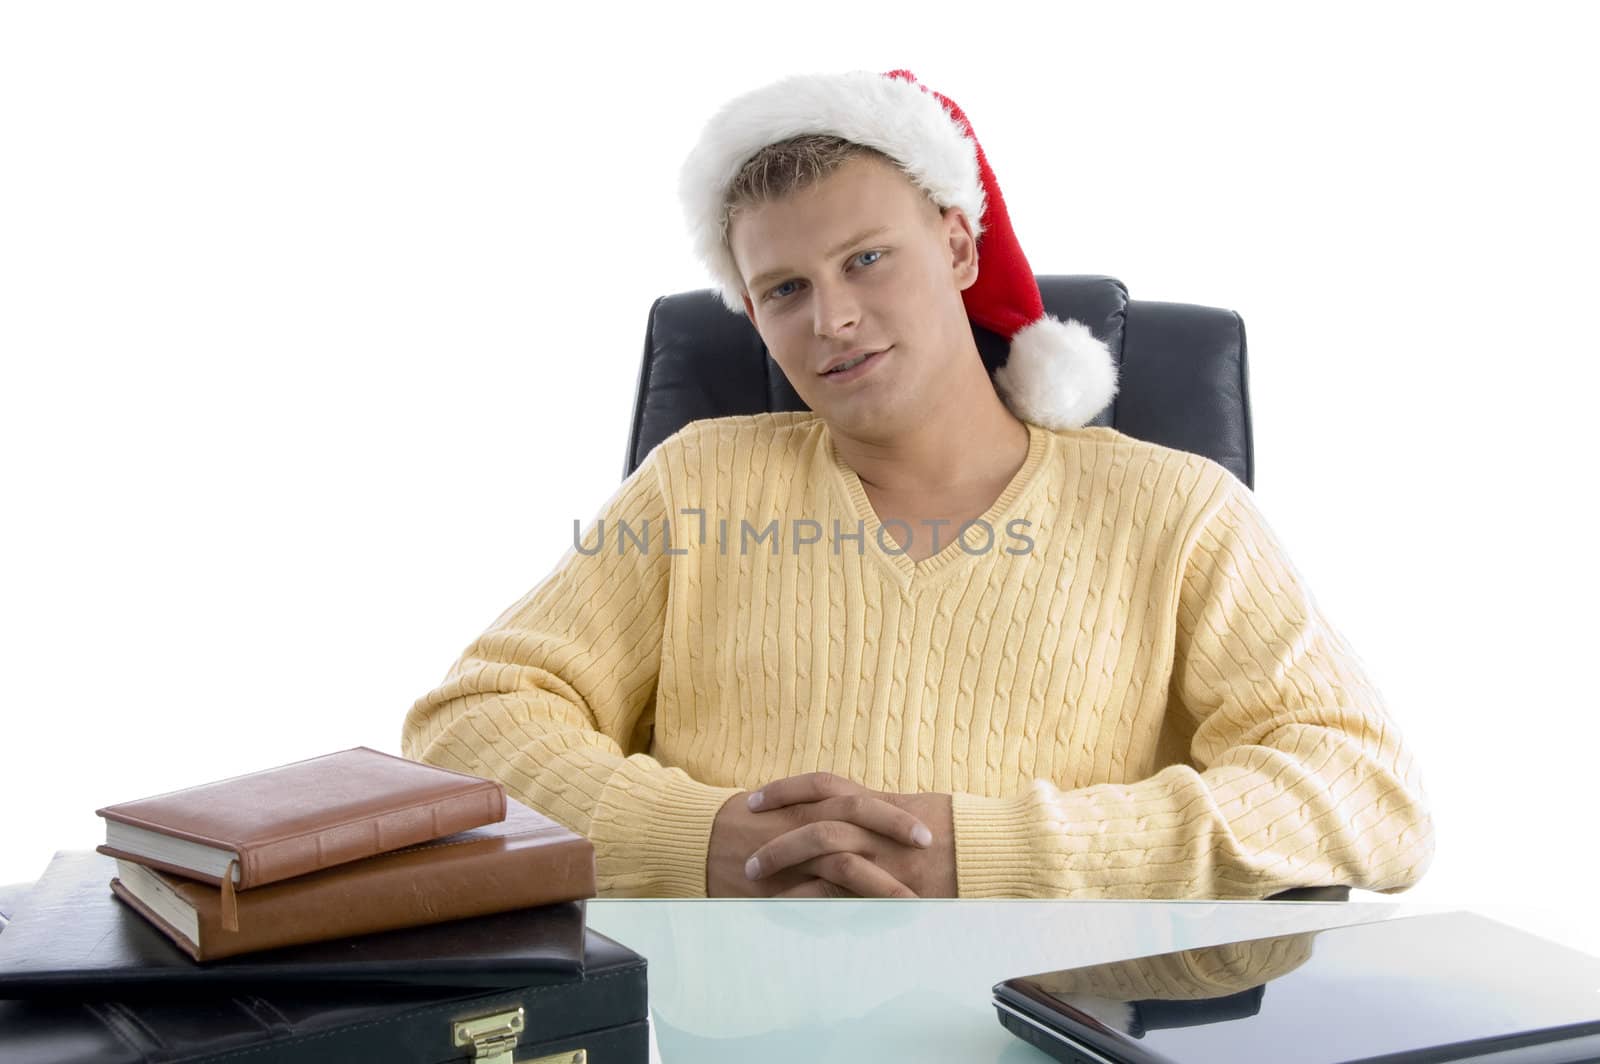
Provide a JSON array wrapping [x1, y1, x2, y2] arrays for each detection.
[[993, 911, 1600, 1064]]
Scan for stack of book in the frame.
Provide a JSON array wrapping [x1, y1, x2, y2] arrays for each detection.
[[92, 746, 594, 962]]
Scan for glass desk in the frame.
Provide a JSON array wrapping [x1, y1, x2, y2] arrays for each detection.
[[587, 898, 1409, 1063]]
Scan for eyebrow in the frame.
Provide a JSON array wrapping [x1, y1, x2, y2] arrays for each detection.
[[746, 225, 892, 292]]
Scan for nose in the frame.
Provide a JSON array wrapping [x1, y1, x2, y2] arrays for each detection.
[[810, 278, 860, 339]]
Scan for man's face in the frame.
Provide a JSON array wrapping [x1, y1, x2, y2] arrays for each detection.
[[729, 154, 979, 441]]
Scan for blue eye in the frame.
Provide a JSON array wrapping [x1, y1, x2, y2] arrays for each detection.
[[767, 280, 799, 300], [855, 249, 882, 267]]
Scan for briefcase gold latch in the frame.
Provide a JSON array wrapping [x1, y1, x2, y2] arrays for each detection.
[[452, 1005, 586, 1064]]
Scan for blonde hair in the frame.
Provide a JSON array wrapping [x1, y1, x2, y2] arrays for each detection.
[[721, 134, 900, 241]]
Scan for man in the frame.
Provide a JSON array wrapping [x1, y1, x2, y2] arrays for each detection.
[[401, 69, 1435, 899]]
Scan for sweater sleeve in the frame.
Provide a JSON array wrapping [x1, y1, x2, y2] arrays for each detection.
[[399, 442, 739, 897], [950, 471, 1437, 899]]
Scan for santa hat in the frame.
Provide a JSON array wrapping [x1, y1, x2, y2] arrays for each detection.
[[678, 68, 1118, 430]]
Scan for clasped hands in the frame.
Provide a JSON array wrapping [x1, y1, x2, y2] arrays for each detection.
[[706, 771, 957, 898]]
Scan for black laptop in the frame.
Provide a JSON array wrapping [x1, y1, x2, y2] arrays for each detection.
[[994, 911, 1600, 1064]]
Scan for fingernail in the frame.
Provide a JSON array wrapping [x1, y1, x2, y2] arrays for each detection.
[[745, 856, 761, 880], [912, 824, 933, 847], [746, 791, 764, 810]]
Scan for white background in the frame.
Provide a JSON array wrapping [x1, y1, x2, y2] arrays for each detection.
[[4, 2, 1597, 951]]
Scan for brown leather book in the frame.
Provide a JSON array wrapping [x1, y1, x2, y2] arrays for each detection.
[[108, 800, 596, 962], [96, 747, 506, 894]]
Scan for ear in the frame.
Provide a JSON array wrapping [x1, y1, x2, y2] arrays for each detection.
[[741, 291, 757, 324], [942, 207, 980, 292]]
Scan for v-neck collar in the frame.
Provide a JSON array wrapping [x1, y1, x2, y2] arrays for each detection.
[[823, 420, 1052, 584]]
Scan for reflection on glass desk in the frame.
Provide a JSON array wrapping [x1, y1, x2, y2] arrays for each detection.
[[995, 911, 1600, 1063], [586, 898, 1407, 1063]]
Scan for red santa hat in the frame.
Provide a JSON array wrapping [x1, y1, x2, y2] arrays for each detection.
[[678, 68, 1118, 430]]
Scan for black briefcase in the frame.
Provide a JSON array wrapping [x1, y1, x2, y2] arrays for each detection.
[[0, 933, 647, 1063], [0, 854, 648, 1063]]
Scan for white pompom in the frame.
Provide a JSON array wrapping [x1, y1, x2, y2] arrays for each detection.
[[992, 316, 1120, 429]]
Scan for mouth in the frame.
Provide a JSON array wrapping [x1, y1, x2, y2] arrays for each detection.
[[819, 347, 890, 381]]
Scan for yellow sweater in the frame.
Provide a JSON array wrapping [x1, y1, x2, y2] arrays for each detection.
[[401, 412, 1435, 898]]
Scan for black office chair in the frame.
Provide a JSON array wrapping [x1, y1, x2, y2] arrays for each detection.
[[625, 274, 1347, 904], [626, 275, 1252, 485]]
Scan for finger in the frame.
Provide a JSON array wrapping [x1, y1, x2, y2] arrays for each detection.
[[795, 793, 933, 849], [747, 820, 878, 881], [747, 771, 859, 811], [744, 775, 933, 851], [794, 852, 917, 899]]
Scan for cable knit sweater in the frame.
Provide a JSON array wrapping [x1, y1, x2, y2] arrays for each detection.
[[401, 412, 1435, 898]]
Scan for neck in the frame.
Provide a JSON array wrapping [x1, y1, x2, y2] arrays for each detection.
[[829, 382, 1031, 501]]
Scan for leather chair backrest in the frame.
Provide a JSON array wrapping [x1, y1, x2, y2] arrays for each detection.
[[625, 275, 1254, 489]]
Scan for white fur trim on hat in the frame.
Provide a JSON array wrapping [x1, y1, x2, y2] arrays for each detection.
[[679, 71, 986, 314], [993, 316, 1120, 430]]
